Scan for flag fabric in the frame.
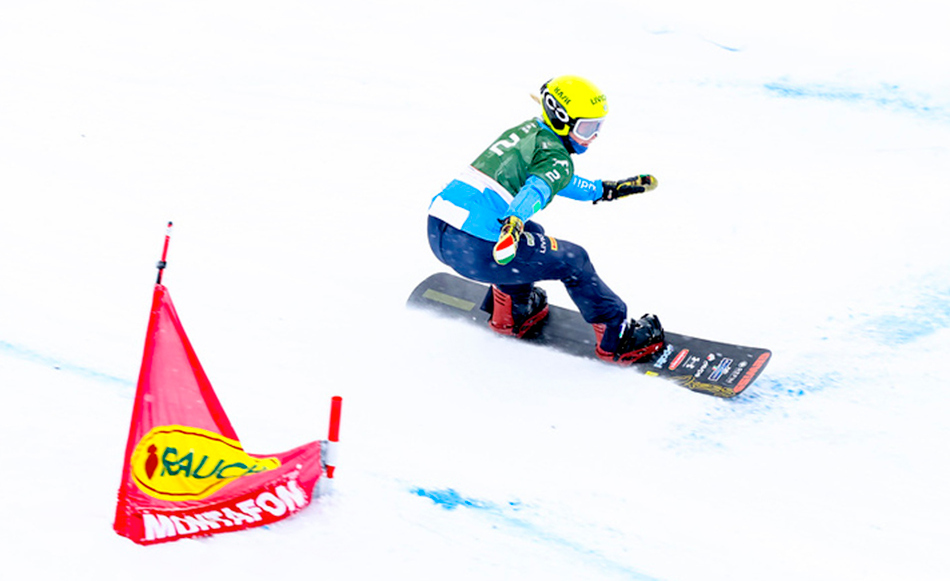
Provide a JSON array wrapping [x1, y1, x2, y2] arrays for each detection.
[[114, 283, 324, 545]]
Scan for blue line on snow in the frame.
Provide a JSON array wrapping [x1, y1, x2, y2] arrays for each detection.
[[763, 81, 947, 121], [705, 39, 742, 52], [0, 339, 134, 388], [861, 286, 950, 345], [412, 487, 495, 511], [411, 487, 659, 580]]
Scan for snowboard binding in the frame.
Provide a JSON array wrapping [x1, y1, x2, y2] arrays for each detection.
[[484, 285, 549, 338], [593, 314, 665, 366]]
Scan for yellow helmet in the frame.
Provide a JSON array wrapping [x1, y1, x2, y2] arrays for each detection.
[[540, 75, 608, 141]]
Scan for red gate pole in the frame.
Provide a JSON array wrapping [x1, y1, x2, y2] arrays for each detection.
[[156, 221, 173, 284], [325, 396, 342, 479]]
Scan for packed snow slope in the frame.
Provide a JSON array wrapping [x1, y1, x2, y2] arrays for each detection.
[[2, 1, 949, 580]]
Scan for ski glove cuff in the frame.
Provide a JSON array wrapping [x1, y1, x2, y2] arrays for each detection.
[[596, 175, 658, 203], [493, 216, 524, 265]]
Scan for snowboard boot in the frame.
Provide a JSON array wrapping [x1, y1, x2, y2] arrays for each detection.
[[593, 314, 665, 366], [486, 285, 549, 338]]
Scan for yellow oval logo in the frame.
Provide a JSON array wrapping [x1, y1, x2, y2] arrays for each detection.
[[130, 425, 281, 501]]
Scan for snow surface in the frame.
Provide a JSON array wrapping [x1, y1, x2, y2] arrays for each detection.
[[2, 1, 949, 579]]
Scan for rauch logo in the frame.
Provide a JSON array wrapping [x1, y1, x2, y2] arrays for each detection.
[[130, 425, 281, 501]]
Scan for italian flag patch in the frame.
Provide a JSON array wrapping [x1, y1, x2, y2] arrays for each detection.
[[493, 234, 517, 265]]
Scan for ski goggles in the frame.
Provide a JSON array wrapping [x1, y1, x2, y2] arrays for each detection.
[[570, 117, 605, 145]]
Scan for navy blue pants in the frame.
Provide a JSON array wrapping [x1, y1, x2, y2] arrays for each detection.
[[427, 216, 627, 328]]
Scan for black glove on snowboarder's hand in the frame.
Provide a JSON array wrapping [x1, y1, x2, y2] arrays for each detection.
[[596, 175, 658, 203]]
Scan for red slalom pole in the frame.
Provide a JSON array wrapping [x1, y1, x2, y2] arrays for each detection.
[[325, 396, 342, 479], [156, 221, 173, 284]]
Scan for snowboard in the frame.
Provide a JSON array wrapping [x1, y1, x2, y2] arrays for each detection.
[[407, 272, 771, 398]]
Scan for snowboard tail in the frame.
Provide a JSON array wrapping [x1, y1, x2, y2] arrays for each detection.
[[407, 272, 771, 398]]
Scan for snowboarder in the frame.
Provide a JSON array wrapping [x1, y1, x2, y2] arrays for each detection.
[[427, 75, 664, 365]]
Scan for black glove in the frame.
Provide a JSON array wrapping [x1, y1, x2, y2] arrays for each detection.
[[596, 175, 658, 203]]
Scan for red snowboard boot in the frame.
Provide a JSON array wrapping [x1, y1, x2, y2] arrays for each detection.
[[593, 314, 665, 366], [487, 286, 549, 338]]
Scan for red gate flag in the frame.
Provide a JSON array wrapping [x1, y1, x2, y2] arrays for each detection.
[[114, 280, 325, 545]]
